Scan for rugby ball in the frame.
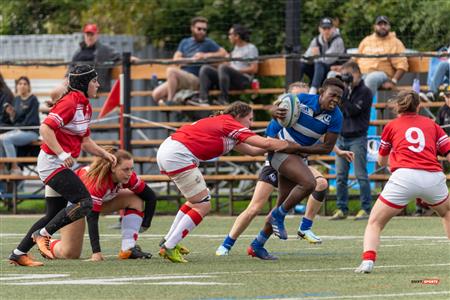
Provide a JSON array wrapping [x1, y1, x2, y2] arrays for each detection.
[[276, 93, 301, 128]]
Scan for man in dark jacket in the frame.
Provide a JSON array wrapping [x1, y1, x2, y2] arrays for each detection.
[[72, 24, 128, 92], [300, 17, 346, 94], [331, 61, 373, 221]]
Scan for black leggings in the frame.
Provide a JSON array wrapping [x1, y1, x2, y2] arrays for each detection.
[[17, 197, 67, 253], [16, 169, 92, 253]]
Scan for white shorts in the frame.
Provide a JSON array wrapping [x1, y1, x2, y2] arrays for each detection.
[[379, 168, 448, 208], [156, 137, 206, 198], [37, 150, 77, 183], [157, 137, 199, 175]]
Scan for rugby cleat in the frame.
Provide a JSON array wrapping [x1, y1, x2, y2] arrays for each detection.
[[215, 245, 230, 256], [354, 260, 374, 273], [159, 246, 188, 263], [8, 252, 44, 267], [159, 238, 190, 256], [32, 230, 54, 259], [297, 229, 322, 244], [118, 245, 152, 259], [269, 210, 288, 240], [247, 243, 278, 260]]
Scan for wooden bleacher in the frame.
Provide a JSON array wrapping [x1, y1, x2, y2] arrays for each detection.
[[1, 55, 446, 214]]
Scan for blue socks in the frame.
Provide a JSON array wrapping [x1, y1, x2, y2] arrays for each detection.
[[253, 230, 270, 247], [273, 204, 288, 217], [300, 217, 313, 231], [222, 235, 236, 250]]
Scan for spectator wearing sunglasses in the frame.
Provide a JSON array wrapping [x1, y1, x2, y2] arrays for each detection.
[[152, 16, 227, 106]]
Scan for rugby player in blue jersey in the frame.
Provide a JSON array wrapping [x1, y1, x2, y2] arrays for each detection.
[[248, 77, 345, 260], [216, 82, 353, 256]]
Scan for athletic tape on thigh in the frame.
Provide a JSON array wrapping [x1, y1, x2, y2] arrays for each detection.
[[171, 167, 207, 198]]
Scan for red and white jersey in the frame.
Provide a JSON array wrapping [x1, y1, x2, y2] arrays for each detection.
[[379, 113, 450, 172], [76, 166, 146, 212], [41, 91, 92, 158], [170, 114, 256, 160]]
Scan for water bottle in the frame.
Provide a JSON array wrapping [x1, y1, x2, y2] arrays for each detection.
[[150, 74, 158, 90], [294, 204, 306, 214], [251, 78, 260, 89], [412, 78, 420, 93]]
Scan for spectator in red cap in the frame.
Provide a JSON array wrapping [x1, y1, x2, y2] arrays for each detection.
[[72, 23, 138, 92]]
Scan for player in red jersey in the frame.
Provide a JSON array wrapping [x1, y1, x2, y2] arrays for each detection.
[[157, 101, 297, 263], [355, 91, 450, 273], [49, 147, 156, 261], [9, 65, 117, 267]]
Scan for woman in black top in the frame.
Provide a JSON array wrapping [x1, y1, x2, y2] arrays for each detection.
[[0, 76, 40, 175]]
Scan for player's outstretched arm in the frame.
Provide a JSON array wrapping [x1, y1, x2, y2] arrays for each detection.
[[243, 135, 289, 153]]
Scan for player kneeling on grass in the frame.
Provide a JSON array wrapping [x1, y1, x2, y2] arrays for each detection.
[[50, 147, 156, 261], [355, 91, 450, 273], [216, 82, 354, 256], [156, 101, 301, 263]]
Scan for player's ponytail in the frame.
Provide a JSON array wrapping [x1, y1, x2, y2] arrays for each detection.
[[390, 91, 420, 114], [82, 147, 133, 190], [222, 101, 253, 119]]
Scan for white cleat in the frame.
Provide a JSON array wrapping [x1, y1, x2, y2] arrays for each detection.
[[354, 260, 374, 273], [215, 245, 230, 256], [297, 229, 322, 244]]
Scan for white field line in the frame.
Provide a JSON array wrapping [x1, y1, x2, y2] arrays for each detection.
[[267, 291, 450, 300], [141, 281, 242, 286], [2, 262, 449, 286], [0, 274, 69, 281], [5, 275, 216, 285]]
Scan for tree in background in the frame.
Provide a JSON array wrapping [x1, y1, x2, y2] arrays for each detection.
[[1, 0, 449, 53]]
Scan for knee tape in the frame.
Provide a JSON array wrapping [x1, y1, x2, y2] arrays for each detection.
[[312, 189, 327, 202], [171, 168, 207, 198]]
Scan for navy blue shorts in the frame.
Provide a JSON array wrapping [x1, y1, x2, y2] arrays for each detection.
[[258, 165, 278, 188]]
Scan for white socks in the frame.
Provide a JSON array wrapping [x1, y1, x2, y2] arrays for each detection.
[[164, 208, 203, 249], [121, 210, 143, 251]]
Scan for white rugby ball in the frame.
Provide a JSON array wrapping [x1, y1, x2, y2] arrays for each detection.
[[276, 93, 301, 128]]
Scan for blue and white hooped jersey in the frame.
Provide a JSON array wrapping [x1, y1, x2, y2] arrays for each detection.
[[266, 93, 342, 146]]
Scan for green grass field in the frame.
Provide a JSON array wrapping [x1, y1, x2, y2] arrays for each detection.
[[1, 215, 449, 300]]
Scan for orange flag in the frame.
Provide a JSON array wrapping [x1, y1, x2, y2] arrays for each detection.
[[98, 79, 120, 118]]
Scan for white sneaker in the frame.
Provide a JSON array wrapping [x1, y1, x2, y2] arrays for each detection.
[[354, 260, 374, 273], [297, 229, 322, 244], [215, 245, 230, 256]]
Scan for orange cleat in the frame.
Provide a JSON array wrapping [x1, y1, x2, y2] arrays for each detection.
[[32, 230, 54, 259], [118, 245, 152, 259], [9, 252, 44, 267]]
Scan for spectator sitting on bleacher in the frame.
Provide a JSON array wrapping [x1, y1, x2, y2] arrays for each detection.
[[0, 76, 40, 175], [356, 16, 408, 96], [199, 24, 258, 105], [422, 44, 450, 101], [300, 17, 346, 95], [152, 16, 227, 106], [436, 87, 450, 136], [72, 23, 138, 93], [0, 72, 14, 129]]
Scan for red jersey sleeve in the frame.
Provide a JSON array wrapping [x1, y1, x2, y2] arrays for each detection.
[[435, 123, 450, 156], [124, 172, 146, 194], [222, 118, 256, 144], [378, 123, 392, 156], [43, 96, 77, 130]]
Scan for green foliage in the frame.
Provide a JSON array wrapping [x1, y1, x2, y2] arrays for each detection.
[[1, 0, 449, 52]]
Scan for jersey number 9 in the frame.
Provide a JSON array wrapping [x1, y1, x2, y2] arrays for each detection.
[[405, 127, 425, 153]]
